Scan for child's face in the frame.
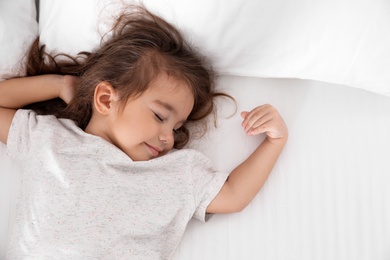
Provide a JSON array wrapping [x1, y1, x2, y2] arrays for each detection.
[[107, 74, 194, 161]]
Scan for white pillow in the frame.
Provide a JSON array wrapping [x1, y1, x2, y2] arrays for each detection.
[[0, 0, 38, 80], [39, 0, 390, 96]]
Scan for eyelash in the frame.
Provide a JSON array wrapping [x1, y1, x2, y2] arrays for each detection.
[[154, 112, 165, 122], [154, 112, 179, 134]]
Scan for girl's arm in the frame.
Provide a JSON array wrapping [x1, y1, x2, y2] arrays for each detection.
[[207, 104, 288, 214], [0, 75, 77, 144]]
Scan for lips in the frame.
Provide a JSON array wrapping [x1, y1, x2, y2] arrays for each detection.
[[145, 143, 162, 157]]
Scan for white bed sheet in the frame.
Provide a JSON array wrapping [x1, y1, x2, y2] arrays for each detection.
[[1, 76, 390, 259], [175, 76, 390, 259]]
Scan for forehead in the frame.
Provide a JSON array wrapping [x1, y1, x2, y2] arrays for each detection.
[[147, 74, 193, 99], [144, 74, 194, 113]]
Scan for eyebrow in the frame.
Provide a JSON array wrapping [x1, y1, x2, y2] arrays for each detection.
[[155, 100, 176, 113]]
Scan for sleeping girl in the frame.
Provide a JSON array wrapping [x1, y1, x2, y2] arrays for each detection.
[[0, 6, 287, 259]]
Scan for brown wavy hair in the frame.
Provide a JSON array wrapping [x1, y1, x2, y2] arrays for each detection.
[[25, 5, 230, 149]]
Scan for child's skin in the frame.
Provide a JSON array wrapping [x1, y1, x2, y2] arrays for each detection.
[[0, 73, 287, 214]]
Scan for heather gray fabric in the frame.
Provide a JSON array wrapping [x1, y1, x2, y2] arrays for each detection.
[[6, 110, 228, 259]]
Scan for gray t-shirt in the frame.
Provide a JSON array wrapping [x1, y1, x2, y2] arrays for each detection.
[[6, 110, 229, 259]]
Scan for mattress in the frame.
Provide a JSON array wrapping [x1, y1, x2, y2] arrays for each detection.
[[1, 75, 389, 259]]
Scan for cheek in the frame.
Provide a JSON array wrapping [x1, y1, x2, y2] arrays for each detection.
[[167, 140, 175, 150], [126, 116, 159, 142], [110, 116, 141, 144]]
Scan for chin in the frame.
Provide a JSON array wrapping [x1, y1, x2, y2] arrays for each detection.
[[130, 154, 155, 162]]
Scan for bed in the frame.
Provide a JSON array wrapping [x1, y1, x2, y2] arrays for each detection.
[[1, 0, 390, 259]]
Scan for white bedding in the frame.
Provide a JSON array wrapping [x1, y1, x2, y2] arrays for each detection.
[[1, 76, 389, 259], [1, 0, 390, 259], [176, 76, 390, 259], [38, 0, 390, 96]]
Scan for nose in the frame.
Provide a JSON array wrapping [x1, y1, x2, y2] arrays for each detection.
[[159, 127, 174, 146]]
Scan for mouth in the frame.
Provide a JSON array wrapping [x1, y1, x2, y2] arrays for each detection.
[[144, 143, 162, 157]]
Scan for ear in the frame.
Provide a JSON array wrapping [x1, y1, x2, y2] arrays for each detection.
[[93, 82, 117, 115]]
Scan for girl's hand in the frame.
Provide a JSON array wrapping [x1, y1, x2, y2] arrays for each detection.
[[59, 75, 79, 104], [241, 104, 288, 142]]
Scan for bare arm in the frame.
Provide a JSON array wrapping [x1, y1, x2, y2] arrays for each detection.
[[207, 104, 288, 213], [0, 75, 77, 144]]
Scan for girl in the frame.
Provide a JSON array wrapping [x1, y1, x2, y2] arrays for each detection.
[[0, 6, 287, 259]]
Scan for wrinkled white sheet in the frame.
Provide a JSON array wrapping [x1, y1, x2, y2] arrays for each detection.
[[175, 76, 390, 260]]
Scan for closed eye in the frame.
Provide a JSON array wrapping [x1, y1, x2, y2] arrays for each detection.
[[154, 112, 164, 122], [153, 111, 182, 134]]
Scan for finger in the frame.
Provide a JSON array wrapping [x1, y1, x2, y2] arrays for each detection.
[[243, 104, 272, 117], [248, 113, 274, 131], [247, 119, 273, 136], [240, 111, 249, 119], [248, 117, 273, 135], [241, 107, 263, 126], [241, 104, 274, 130], [243, 109, 270, 132], [241, 111, 252, 129]]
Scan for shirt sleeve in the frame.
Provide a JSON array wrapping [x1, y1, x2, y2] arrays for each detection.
[[7, 109, 39, 159], [190, 150, 229, 222]]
